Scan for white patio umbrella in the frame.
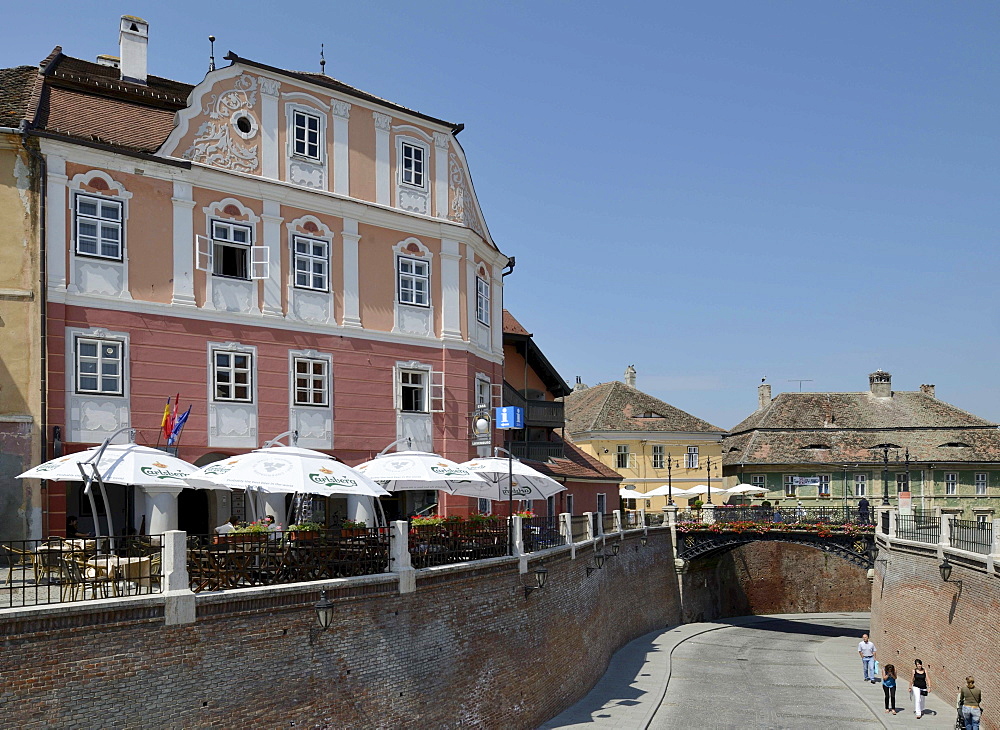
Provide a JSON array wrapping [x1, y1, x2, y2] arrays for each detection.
[[643, 484, 694, 498], [18, 440, 207, 540], [726, 484, 769, 495], [457, 457, 566, 502], [619, 487, 646, 500], [684, 484, 728, 496], [353, 451, 487, 493]]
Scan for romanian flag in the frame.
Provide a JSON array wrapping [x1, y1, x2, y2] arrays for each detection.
[[160, 398, 173, 440], [168, 406, 192, 446]]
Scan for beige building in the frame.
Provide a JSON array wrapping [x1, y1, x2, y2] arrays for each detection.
[[0, 77, 45, 540], [563, 368, 726, 511]]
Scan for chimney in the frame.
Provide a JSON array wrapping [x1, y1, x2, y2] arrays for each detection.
[[869, 370, 892, 398], [573, 376, 588, 392], [119, 15, 148, 85], [95, 54, 120, 69], [920, 384, 936, 398], [624, 365, 636, 389], [758, 383, 771, 410]]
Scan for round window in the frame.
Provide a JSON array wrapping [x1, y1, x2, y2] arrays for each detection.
[[231, 111, 258, 139]]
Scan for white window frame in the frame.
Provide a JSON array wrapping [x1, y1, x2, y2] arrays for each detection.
[[476, 275, 491, 326], [975, 472, 987, 495], [596, 493, 607, 516], [896, 473, 909, 493], [818, 474, 831, 497], [477, 498, 491, 515], [399, 369, 428, 413], [291, 108, 323, 162], [566, 493, 574, 516], [397, 255, 430, 307], [652, 445, 665, 470], [945, 472, 958, 496], [751, 475, 766, 490], [616, 445, 630, 470], [292, 234, 330, 292], [205, 219, 266, 281], [212, 348, 254, 403], [292, 356, 330, 407], [75, 336, 124, 395], [976, 513, 989, 526], [685, 446, 699, 469], [74, 194, 123, 260], [854, 474, 867, 497], [784, 475, 796, 498], [399, 140, 427, 189], [475, 375, 491, 410]]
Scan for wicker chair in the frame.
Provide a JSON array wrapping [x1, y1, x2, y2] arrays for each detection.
[[2, 545, 37, 585], [59, 558, 115, 602]]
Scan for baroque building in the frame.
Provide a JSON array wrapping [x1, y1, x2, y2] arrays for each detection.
[[723, 372, 1000, 521], [0, 16, 508, 538]]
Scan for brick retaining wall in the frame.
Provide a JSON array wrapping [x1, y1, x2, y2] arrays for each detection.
[[870, 541, 999, 730], [0, 530, 680, 729]]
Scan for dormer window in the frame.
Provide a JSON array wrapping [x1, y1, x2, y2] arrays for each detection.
[[940, 442, 971, 448], [802, 444, 831, 450], [292, 110, 322, 161], [400, 142, 426, 188]]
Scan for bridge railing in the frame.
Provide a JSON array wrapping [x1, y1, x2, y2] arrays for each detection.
[[948, 518, 992, 555], [896, 514, 941, 544], [713, 506, 864, 525]]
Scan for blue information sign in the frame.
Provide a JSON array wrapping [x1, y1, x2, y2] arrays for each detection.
[[495, 406, 524, 429]]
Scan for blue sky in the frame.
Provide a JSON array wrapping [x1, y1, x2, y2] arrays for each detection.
[[3, 1, 998, 428]]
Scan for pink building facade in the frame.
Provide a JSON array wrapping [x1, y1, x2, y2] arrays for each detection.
[[6, 18, 509, 536]]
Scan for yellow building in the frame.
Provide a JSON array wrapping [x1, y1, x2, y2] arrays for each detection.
[[0, 78, 45, 540], [563, 368, 726, 512]]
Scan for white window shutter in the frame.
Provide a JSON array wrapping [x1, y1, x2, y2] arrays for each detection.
[[629, 454, 638, 470], [250, 246, 269, 280], [429, 370, 445, 413], [195, 235, 213, 272]]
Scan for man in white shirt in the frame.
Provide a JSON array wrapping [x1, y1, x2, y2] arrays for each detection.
[[858, 633, 878, 683]]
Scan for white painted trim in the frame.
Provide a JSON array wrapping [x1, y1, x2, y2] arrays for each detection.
[[280, 91, 331, 111], [288, 348, 334, 449], [45, 154, 67, 289], [261, 199, 284, 316], [374, 112, 392, 205], [170, 180, 196, 306], [64, 325, 131, 443], [332, 103, 350, 196], [159, 64, 247, 157], [433, 132, 450, 218], [67, 169, 133, 300], [206, 340, 259, 448], [439, 239, 462, 341], [341, 218, 362, 329], [260, 82, 280, 180]]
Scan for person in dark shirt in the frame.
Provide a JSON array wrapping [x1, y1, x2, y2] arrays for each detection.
[[66, 516, 91, 539], [858, 497, 871, 523]]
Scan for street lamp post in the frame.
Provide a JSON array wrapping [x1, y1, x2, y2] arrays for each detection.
[[881, 446, 891, 506], [665, 454, 680, 506], [706, 456, 714, 505]]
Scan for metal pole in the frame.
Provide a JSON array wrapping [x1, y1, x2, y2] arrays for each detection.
[[667, 455, 673, 506], [706, 456, 712, 505], [882, 446, 890, 506]]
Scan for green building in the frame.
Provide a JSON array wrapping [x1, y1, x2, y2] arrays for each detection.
[[723, 371, 1000, 522]]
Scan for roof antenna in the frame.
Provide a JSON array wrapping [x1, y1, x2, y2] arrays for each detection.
[[320, 43, 326, 75], [208, 35, 216, 72]]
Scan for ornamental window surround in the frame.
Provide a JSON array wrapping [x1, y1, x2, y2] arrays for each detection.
[[685, 446, 699, 469], [400, 141, 426, 189], [213, 349, 253, 402], [75, 336, 124, 395], [397, 256, 429, 307], [293, 356, 329, 407], [292, 109, 323, 162], [945, 472, 958, 495], [399, 369, 427, 413], [74, 194, 123, 260]]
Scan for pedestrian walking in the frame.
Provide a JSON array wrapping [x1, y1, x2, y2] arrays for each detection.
[[910, 659, 930, 719], [958, 675, 982, 730], [858, 633, 878, 683], [858, 496, 871, 523], [882, 664, 898, 714]]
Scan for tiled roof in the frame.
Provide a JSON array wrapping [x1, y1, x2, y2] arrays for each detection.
[[723, 427, 1000, 466], [502, 309, 531, 336], [724, 388, 1000, 466], [563, 380, 725, 435], [522, 436, 622, 482], [0, 66, 37, 126], [730, 391, 996, 433]]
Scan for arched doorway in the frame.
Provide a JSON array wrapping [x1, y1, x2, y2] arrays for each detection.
[[177, 488, 210, 536]]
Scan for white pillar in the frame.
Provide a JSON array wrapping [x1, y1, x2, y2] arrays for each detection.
[[346, 495, 374, 526], [612, 509, 622, 533], [170, 181, 196, 306], [259, 78, 281, 180], [433, 132, 450, 218], [162, 530, 196, 625], [332, 101, 351, 196], [440, 239, 462, 341], [664, 505, 678, 527], [341, 218, 362, 328], [939, 513, 951, 549], [46, 154, 67, 289], [888, 509, 897, 539], [465, 243, 477, 341], [559, 512, 572, 545], [491, 266, 503, 354], [512, 515, 525, 557], [143, 485, 183, 533], [390, 520, 415, 594], [702, 503, 715, 525], [584, 512, 594, 541], [991, 519, 1000, 558], [373, 112, 392, 205], [261, 200, 283, 317]]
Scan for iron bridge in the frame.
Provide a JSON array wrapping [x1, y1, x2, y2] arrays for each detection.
[[675, 528, 877, 569]]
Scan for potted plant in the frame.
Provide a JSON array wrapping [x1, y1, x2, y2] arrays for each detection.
[[287, 521, 323, 541], [215, 520, 269, 544], [340, 519, 368, 537], [692, 500, 704, 511]]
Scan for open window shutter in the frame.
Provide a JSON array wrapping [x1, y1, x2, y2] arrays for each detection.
[[429, 370, 445, 413], [195, 235, 213, 272], [629, 454, 638, 470], [250, 246, 269, 280]]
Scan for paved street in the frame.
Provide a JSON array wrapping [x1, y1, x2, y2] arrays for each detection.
[[542, 613, 956, 730]]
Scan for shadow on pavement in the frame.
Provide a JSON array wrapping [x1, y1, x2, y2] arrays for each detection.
[[713, 616, 865, 639]]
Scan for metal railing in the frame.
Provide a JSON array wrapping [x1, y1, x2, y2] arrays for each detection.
[[881, 511, 890, 535], [1, 535, 163, 608], [570, 515, 589, 542], [675, 510, 699, 523], [645, 513, 666, 527], [522, 516, 563, 552], [623, 511, 643, 529], [187, 529, 389, 592], [503, 381, 564, 427], [407, 519, 507, 568], [508, 441, 565, 461], [948, 518, 993, 555], [713, 506, 864, 525], [592, 512, 601, 536], [602, 513, 616, 534], [896, 515, 941, 544]]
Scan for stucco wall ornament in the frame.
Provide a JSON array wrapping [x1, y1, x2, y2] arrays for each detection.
[[183, 74, 261, 173], [448, 153, 485, 238]]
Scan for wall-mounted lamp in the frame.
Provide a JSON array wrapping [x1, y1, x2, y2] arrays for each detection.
[[640, 535, 649, 548], [610, 542, 620, 557], [523, 566, 548, 598], [939, 558, 953, 583], [586, 552, 607, 576], [315, 590, 334, 629]]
